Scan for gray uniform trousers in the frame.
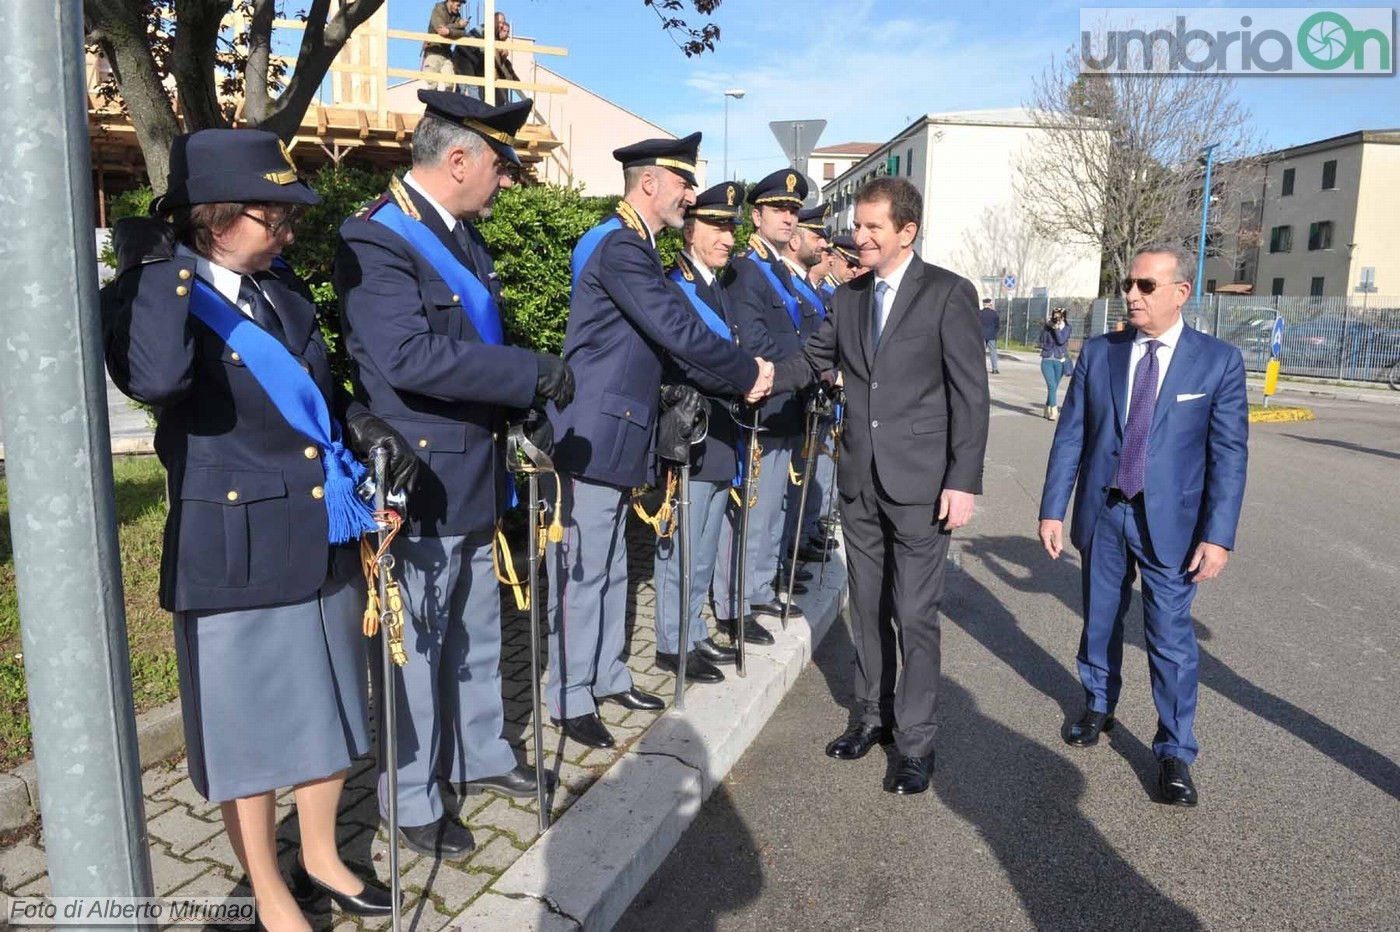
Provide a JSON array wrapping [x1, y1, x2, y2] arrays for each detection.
[[377, 532, 517, 828], [783, 426, 834, 551], [653, 477, 731, 655], [802, 444, 836, 540], [545, 474, 635, 719], [714, 435, 793, 618]]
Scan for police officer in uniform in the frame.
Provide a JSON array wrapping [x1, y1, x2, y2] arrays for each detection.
[[714, 170, 823, 642], [824, 233, 864, 293], [104, 129, 413, 928], [335, 92, 574, 858], [652, 182, 750, 684], [548, 135, 773, 748]]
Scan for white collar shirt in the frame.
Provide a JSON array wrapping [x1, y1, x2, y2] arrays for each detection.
[[403, 171, 461, 232], [682, 251, 715, 287], [1124, 315, 1186, 420], [872, 250, 915, 333], [175, 243, 267, 318]]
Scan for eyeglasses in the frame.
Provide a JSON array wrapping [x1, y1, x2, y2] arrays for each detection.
[[240, 208, 300, 238], [494, 159, 520, 183], [1120, 277, 1185, 295]]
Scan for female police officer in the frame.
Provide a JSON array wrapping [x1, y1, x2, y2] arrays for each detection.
[[103, 129, 418, 930]]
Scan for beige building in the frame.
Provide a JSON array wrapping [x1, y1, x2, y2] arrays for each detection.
[[821, 109, 1105, 298], [804, 142, 878, 186], [1202, 130, 1400, 298]]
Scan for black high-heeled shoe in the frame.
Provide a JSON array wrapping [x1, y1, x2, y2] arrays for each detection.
[[288, 856, 396, 917]]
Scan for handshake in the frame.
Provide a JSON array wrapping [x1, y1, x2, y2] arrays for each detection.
[[746, 357, 775, 404]]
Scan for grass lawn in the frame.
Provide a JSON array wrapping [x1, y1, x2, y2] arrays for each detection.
[[0, 456, 177, 769]]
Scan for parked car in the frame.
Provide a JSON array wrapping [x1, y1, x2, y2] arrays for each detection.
[[1220, 312, 1277, 357]]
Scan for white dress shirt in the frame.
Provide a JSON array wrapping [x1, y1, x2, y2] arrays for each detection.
[[1123, 315, 1185, 420], [872, 250, 915, 338], [682, 250, 715, 287], [174, 243, 269, 317], [403, 170, 461, 232]]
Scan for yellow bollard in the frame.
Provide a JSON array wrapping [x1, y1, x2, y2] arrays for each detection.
[[1263, 358, 1280, 407]]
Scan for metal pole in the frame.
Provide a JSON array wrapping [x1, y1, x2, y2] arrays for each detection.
[[723, 96, 729, 184], [0, 0, 153, 905], [1195, 143, 1218, 322], [372, 451, 404, 932], [673, 465, 692, 710], [734, 408, 761, 677]]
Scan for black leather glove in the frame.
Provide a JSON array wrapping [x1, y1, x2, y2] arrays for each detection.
[[534, 354, 575, 411], [521, 407, 554, 458], [112, 217, 176, 278], [344, 413, 420, 495], [655, 384, 704, 464]]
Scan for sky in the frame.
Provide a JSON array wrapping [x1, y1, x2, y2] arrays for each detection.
[[375, 0, 1400, 181]]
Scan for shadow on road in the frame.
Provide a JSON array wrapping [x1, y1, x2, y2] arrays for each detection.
[[1280, 433, 1400, 461]]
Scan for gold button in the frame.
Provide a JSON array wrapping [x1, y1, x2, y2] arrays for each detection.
[[175, 285, 189, 297], [178, 268, 192, 280], [311, 486, 325, 500], [625, 409, 632, 417], [230, 351, 241, 362], [418, 438, 428, 448], [226, 490, 239, 502], [303, 446, 318, 459], [451, 294, 460, 303]]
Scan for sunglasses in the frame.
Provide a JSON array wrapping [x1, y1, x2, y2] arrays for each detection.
[[1120, 277, 1185, 295]]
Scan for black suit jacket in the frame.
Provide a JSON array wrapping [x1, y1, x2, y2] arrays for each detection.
[[776, 253, 990, 505]]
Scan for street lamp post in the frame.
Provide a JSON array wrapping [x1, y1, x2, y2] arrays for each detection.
[[1195, 143, 1219, 329], [723, 88, 745, 182]]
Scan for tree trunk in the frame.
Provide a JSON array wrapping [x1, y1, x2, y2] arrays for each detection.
[[171, 0, 231, 131]]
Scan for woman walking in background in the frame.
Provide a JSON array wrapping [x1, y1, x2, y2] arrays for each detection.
[[1039, 307, 1071, 420]]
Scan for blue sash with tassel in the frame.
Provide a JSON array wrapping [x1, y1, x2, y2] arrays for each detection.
[[745, 252, 801, 330], [571, 217, 624, 290], [188, 280, 376, 544], [668, 267, 744, 487]]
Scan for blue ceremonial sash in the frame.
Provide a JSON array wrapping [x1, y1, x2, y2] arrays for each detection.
[[745, 252, 801, 330], [669, 267, 743, 487], [188, 280, 376, 544], [572, 217, 624, 291], [370, 203, 505, 345], [790, 274, 827, 322], [820, 279, 836, 299]]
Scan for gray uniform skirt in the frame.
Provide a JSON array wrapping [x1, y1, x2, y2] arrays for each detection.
[[173, 575, 371, 802]]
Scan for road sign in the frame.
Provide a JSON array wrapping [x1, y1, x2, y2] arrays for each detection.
[[769, 120, 827, 167], [1270, 315, 1285, 358], [1002, 274, 1017, 291], [1032, 286, 1049, 298], [1355, 266, 1378, 294]]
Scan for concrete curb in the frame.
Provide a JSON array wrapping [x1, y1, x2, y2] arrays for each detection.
[[448, 561, 847, 931]]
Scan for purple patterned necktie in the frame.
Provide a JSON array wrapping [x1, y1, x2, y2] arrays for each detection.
[[1115, 339, 1162, 499]]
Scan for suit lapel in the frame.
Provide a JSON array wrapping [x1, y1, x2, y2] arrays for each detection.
[[1108, 333, 1133, 432], [857, 277, 876, 370], [874, 255, 925, 356], [1151, 326, 1202, 435], [258, 272, 315, 354]]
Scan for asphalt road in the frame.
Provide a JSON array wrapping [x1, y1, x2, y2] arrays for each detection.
[[621, 357, 1400, 932]]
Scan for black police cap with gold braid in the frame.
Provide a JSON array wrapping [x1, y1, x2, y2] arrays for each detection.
[[613, 132, 702, 186], [151, 129, 321, 214], [417, 90, 534, 166], [831, 233, 860, 265], [748, 168, 807, 208], [686, 181, 745, 224], [797, 203, 830, 236]]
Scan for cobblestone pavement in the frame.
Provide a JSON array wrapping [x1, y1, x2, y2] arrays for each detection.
[[0, 513, 779, 930]]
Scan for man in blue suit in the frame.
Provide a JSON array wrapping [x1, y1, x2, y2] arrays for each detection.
[[1039, 243, 1249, 807], [336, 91, 575, 856]]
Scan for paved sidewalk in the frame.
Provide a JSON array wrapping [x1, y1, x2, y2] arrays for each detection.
[[1, 513, 846, 931]]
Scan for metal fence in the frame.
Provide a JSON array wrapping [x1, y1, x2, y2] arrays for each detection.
[[997, 295, 1400, 384]]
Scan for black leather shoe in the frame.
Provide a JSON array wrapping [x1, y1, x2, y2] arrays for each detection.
[[825, 723, 894, 760], [750, 601, 803, 624], [603, 686, 666, 711], [1158, 757, 1198, 807], [797, 545, 833, 563], [807, 534, 839, 552], [717, 614, 777, 644], [887, 752, 935, 795], [655, 650, 724, 683], [1064, 710, 1115, 747], [394, 817, 475, 858], [778, 566, 814, 583], [459, 763, 540, 798], [551, 713, 615, 749], [289, 857, 396, 916], [694, 636, 738, 665]]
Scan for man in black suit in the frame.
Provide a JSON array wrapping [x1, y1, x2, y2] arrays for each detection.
[[774, 177, 989, 795]]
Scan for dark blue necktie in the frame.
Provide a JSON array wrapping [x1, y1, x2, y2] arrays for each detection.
[[1115, 339, 1162, 499], [239, 276, 285, 343]]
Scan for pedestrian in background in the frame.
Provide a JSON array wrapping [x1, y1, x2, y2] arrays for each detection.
[[1039, 306, 1071, 420], [980, 297, 1000, 374], [422, 0, 468, 91]]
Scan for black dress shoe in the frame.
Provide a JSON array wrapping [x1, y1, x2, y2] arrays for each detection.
[[694, 636, 737, 665], [459, 763, 540, 798], [551, 712, 615, 749], [603, 686, 666, 711], [887, 752, 935, 795], [796, 545, 832, 563], [807, 534, 839, 551], [1064, 710, 1115, 747], [750, 601, 803, 624], [394, 817, 475, 858], [655, 650, 725, 683], [825, 723, 894, 760], [717, 614, 778, 644], [289, 857, 396, 916], [777, 566, 814, 583], [1158, 757, 1198, 807]]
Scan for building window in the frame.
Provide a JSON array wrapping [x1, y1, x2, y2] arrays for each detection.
[[823, 161, 836, 180], [1307, 221, 1333, 251], [1205, 278, 1217, 293], [1234, 255, 1250, 282], [1321, 159, 1337, 190], [1269, 225, 1292, 253], [1310, 276, 1325, 296], [906, 147, 914, 177], [1282, 167, 1295, 196], [1271, 277, 1285, 296], [885, 154, 900, 176]]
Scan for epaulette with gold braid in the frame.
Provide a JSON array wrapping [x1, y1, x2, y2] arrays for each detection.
[[388, 176, 421, 220], [616, 201, 647, 239], [676, 253, 696, 282], [748, 234, 770, 261]]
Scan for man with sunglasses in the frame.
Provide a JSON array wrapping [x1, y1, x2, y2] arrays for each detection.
[[1039, 244, 1248, 807]]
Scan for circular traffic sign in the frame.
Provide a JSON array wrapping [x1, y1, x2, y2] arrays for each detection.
[[1002, 274, 1017, 290], [1270, 316, 1285, 357]]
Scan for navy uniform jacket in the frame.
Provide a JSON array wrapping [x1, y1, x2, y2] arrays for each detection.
[[726, 237, 823, 434], [102, 242, 360, 614], [335, 179, 539, 538], [662, 252, 743, 485], [551, 203, 758, 488]]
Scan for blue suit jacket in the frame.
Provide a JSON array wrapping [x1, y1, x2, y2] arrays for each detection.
[[550, 204, 758, 488], [1040, 325, 1249, 569], [334, 179, 539, 538]]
